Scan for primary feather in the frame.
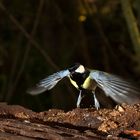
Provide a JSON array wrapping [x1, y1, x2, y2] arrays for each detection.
[[27, 70, 70, 95], [90, 71, 140, 104]]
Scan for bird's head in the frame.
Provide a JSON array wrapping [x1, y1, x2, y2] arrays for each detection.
[[68, 63, 86, 75]]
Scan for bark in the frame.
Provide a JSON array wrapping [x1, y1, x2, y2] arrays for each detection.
[[0, 103, 139, 140]]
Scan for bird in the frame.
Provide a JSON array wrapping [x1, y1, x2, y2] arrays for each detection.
[[27, 63, 140, 110]]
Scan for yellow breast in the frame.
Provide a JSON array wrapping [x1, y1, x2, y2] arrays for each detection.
[[82, 76, 97, 90], [69, 77, 79, 89]]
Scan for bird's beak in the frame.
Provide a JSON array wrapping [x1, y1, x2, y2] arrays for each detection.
[[70, 71, 75, 75]]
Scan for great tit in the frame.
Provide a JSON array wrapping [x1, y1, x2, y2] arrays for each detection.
[[27, 63, 140, 109]]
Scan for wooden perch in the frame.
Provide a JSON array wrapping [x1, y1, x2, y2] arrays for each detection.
[[0, 103, 140, 139]]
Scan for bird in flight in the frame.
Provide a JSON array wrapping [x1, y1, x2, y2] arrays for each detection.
[[27, 63, 140, 109]]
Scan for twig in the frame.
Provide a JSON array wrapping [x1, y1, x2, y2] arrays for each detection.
[[82, 0, 127, 74], [0, 2, 59, 70], [121, 0, 140, 72], [5, 36, 23, 101], [121, 0, 140, 53], [5, 0, 45, 101]]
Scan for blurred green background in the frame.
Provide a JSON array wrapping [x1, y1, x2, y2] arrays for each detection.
[[0, 0, 140, 111]]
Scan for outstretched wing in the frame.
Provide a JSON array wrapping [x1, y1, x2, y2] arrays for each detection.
[[90, 71, 140, 104], [27, 70, 70, 95]]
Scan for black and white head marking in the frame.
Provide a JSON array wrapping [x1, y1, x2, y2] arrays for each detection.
[[68, 63, 86, 74]]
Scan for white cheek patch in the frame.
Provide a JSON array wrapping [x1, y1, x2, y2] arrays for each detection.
[[75, 65, 85, 73]]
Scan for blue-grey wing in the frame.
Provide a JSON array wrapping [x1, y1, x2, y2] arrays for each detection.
[[90, 71, 140, 104], [27, 70, 70, 95]]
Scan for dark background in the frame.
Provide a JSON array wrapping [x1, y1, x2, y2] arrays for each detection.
[[0, 0, 140, 111]]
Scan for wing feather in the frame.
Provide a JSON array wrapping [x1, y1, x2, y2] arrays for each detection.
[[90, 71, 140, 104], [27, 70, 70, 95]]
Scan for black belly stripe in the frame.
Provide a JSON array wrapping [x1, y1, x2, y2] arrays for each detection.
[[70, 70, 90, 89]]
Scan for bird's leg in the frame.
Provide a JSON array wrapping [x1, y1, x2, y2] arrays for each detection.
[[76, 90, 82, 108], [92, 91, 100, 110]]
